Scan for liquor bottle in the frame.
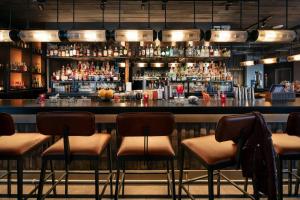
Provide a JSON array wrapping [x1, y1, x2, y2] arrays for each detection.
[[161, 47, 166, 57], [119, 46, 123, 56], [204, 46, 209, 57], [66, 45, 70, 57], [173, 46, 178, 57], [169, 46, 173, 57], [154, 46, 158, 56], [86, 46, 91, 57], [165, 46, 170, 57], [196, 46, 201, 57], [157, 45, 161, 56], [146, 45, 150, 57], [108, 46, 113, 57], [142, 46, 146, 57], [209, 46, 214, 57], [103, 46, 108, 57], [149, 44, 154, 57], [49, 47, 54, 57], [113, 46, 119, 57], [214, 47, 219, 57], [123, 46, 128, 56], [93, 48, 97, 57], [69, 45, 73, 57], [98, 47, 102, 57], [72, 44, 76, 57]]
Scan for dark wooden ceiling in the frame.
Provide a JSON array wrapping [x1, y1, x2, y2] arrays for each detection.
[[0, 0, 299, 30]]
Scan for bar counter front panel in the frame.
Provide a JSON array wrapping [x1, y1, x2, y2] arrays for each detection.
[[0, 98, 292, 171]]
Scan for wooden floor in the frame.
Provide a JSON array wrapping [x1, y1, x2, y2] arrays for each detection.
[[0, 183, 299, 199]]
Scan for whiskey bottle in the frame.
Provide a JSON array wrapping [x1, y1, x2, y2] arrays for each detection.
[[146, 45, 150, 57], [108, 46, 113, 57], [113, 46, 119, 57], [169, 46, 174, 57], [149, 44, 154, 57], [165, 46, 170, 57], [142, 46, 146, 57], [157, 45, 161, 56], [103, 46, 108, 57], [123, 46, 128, 56]]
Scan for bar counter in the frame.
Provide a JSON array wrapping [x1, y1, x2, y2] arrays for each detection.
[[0, 98, 299, 115]]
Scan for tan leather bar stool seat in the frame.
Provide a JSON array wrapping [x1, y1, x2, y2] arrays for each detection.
[[43, 134, 111, 157], [0, 133, 49, 156], [272, 133, 300, 155], [117, 136, 175, 157], [182, 135, 237, 165], [0, 113, 52, 200]]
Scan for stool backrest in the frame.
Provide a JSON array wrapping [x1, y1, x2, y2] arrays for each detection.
[[0, 113, 15, 136], [215, 113, 256, 142], [286, 112, 300, 136], [116, 112, 175, 137], [37, 111, 95, 136]]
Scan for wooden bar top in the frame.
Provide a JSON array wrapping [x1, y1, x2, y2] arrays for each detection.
[[0, 98, 299, 114]]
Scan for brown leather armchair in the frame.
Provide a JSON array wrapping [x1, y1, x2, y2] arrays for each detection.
[[115, 112, 176, 200], [36, 111, 113, 200], [0, 113, 51, 200]]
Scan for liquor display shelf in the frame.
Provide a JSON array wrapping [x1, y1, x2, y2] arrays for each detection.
[[52, 80, 121, 83], [47, 56, 230, 61]]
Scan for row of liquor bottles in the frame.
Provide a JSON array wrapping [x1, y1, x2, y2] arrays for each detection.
[[51, 61, 120, 82], [9, 41, 43, 54], [47, 44, 231, 58], [9, 62, 41, 73]]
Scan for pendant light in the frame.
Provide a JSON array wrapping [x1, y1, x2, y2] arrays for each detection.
[[287, 54, 300, 62], [160, 0, 203, 42], [205, 0, 248, 43], [114, 0, 155, 42], [59, 0, 107, 42], [19, 0, 60, 42], [240, 60, 255, 67], [259, 57, 278, 65], [248, 0, 296, 43]]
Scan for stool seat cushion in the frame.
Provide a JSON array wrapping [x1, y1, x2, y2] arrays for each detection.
[[117, 136, 175, 157], [272, 133, 300, 155], [182, 135, 237, 165], [43, 133, 111, 157], [0, 133, 50, 156]]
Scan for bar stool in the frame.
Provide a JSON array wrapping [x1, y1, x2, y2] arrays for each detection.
[[178, 114, 256, 200], [0, 112, 51, 200], [36, 111, 113, 200], [115, 112, 176, 200], [272, 112, 300, 200]]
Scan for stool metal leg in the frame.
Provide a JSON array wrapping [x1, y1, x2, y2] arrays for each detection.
[[167, 160, 170, 196], [277, 157, 283, 200], [107, 143, 113, 197], [295, 161, 300, 195], [178, 147, 185, 200], [208, 168, 214, 200], [17, 159, 23, 200], [217, 170, 221, 197], [244, 177, 249, 197], [49, 160, 56, 195], [38, 159, 47, 200], [171, 158, 176, 200], [288, 160, 292, 196], [114, 159, 120, 200], [65, 164, 69, 196], [121, 161, 125, 197], [95, 159, 99, 200], [7, 160, 11, 197]]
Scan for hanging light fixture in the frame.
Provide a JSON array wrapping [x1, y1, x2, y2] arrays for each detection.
[[60, 30, 107, 42], [114, 0, 155, 42], [160, 1, 203, 42], [58, 1, 107, 42], [118, 62, 126, 68], [134, 62, 148, 68], [151, 62, 164, 68], [287, 54, 300, 62], [115, 30, 155, 42], [248, 0, 296, 43], [248, 29, 296, 43], [205, 30, 248, 43], [205, 0, 247, 42], [259, 57, 278, 65], [240, 60, 256, 67], [19, 30, 61, 42], [0, 30, 13, 42]]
